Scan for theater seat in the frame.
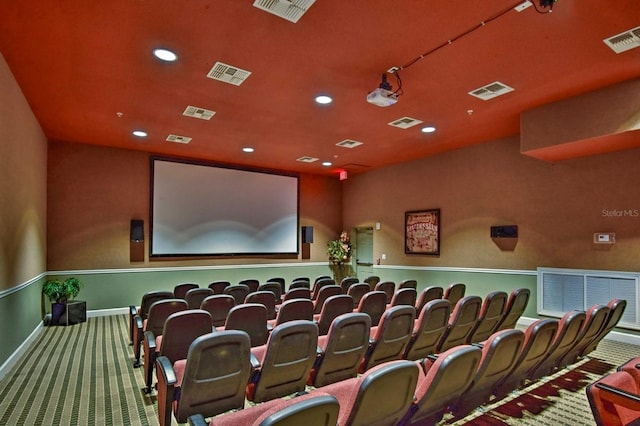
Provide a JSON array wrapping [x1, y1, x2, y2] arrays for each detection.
[[185, 288, 214, 310], [403, 299, 451, 361], [207, 280, 231, 294], [495, 287, 530, 331], [239, 278, 260, 293], [390, 288, 418, 307], [360, 305, 415, 372], [200, 294, 235, 328], [313, 285, 342, 314], [437, 295, 482, 352], [581, 298, 627, 357], [224, 284, 250, 305], [315, 294, 354, 335], [339, 277, 359, 294], [356, 291, 387, 326], [174, 283, 199, 299], [374, 281, 396, 304], [268, 298, 313, 328], [258, 282, 283, 304], [224, 303, 269, 347], [245, 290, 278, 320], [347, 283, 370, 308], [467, 290, 508, 344], [130, 290, 173, 359], [560, 303, 610, 367], [399, 279, 418, 289], [363, 275, 380, 291], [443, 282, 466, 306], [157, 331, 252, 426], [586, 370, 640, 426], [415, 286, 444, 314], [136, 298, 187, 368]]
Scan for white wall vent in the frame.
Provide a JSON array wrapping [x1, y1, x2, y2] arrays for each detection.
[[336, 139, 363, 148], [468, 81, 514, 100], [207, 62, 251, 86], [604, 26, 640, 54], [253, 0, 316, 23], [296, 156, 318, 163], [538, 267, 639, 330], [166, 134, 192, 144], [183, 106, 215, 120], [388, 117, 424, 129]]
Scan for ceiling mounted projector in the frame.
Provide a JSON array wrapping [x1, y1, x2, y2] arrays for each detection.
[[367, 73, 399, 107]]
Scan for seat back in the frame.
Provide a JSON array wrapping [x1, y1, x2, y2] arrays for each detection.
[[273, 299, 314, 326], [200, 294, 235, 327], [561, 304, 610, 367], [437, 295, 482, 352], [495, 288, 530, 331], [239, 279, 260, 293], [208, 281, 231, 294], [443, 282, 466, 306], [185, 288, 214, 310], [245, 291, 278, 320], [357, 291, 387, 326], [174, 283, 199, 299], [415, 286, 444, 313], [312, 313, 371, 387], [362, 305, 415, 371], [311, 278, 335, 300], [283, 287, 310, 302], [248, 321, 319, 403], [347, 283, 370, 307], [259, 282, 283, 304], [404, 299, 451, 361], [313, 285, 342, 314], [316, 295, 355, 335], [339, 277, 359, 294], [363, 275, 380, 291], [399, 279, 418, 289], [467, 290, 508, 344], [266, 277, 286, 295], [175, 331, 252, 422], [225, 303, 269, 347], [450, 329, 525, 417], [374, 281, 396, 304], [586, 370, 640, 426], [288, 280, 310, 290], [257, 394, 340, 426], [159, 310, 213, 363], [409, 345, 483, 425], [581, 298, 627, 356], [224, 284, 250, 305], [390, 288, 417, 307], [139, 291, 175, 321], [146, 299, 189, 337]]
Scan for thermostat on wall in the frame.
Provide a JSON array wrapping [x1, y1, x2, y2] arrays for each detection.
[[593, 233, 616, 244]]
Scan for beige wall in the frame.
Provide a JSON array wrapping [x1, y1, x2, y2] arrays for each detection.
[[344, 136, 640, 271], [47, 140, 343, 270], [0, 53, 47, 290]]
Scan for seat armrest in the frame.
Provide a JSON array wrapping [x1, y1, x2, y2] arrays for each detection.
[[250, 352, 261, 370], [426, 354, 439, 362], [597, 382, 640, 409], [129, 305, 138, 317], [144, 330, 157, 352], [188, 414, 209, 426], [156, 356, 177, 386], [134, 315, 143, 332], [267, 323, 274, 332], [471, 342, 484, 348]]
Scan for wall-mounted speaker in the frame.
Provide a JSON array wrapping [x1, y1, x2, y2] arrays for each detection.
[[490, 225, 518, 238], [301, 226, 314, 244], [130, 219, 144, 242]]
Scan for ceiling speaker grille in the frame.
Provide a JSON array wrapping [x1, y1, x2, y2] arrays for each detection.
[[296, 156, 319, 163], [388, 117, 424, 129], [468, 81, 514, 100], [207, 62, 251, 86], [166, 134, 192, 144], [183, 106, 215, 120], [604, 26, 640, 54], [336, 139, 363, 148], [253, 0, 316, 23]]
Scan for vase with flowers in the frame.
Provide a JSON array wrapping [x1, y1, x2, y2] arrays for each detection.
[[327, 231, 354, 284]]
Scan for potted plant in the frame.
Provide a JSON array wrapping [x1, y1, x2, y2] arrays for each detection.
[[327, 231, 354, 284], [42, 277, 83, 325]]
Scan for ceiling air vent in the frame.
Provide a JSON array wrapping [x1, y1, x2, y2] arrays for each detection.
[[166, 134, 192, 144], [388, 117, 424, 129], [336, 139, 363, 148], [468, 81, 514, 100], [183, 106, 215, 120], [604, 26, 640, 54], [253, 0, 316, 23], [207, 62, 251, 86], [296, 156, 319, 163]]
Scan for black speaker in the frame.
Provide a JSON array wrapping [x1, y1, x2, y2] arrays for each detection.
[[490, 225, 518, 238], [130, 219, 144, 242], [301, 226, 314, 243]]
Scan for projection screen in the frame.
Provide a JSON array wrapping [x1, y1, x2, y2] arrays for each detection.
[[151, 157, 299, 256]]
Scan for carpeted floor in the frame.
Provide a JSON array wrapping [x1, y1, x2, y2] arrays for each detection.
[[0, 315, 637, 425]]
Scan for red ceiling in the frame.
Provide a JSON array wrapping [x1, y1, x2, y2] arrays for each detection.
[[1, 1, 638, 176]]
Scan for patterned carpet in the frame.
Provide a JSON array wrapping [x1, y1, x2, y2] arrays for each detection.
[[0, 315, 637, 425]]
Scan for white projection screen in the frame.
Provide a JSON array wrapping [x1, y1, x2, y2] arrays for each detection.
[[151, 158, 299, 257]]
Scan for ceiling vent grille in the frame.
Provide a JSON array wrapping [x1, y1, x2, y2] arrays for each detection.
[[604, 26, 640, 54], [253, 0, 316, 23], [166, 134, 192, 144], [207, 62, 251, 86], [468, 81, 514, 100], [336, 139, 363, 148], [296, 156, 319, 163], [388, 117, 424, 129], [183, 106, 215, 120]]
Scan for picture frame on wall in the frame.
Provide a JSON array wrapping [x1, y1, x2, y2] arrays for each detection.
[[405, 209, 440, 255]]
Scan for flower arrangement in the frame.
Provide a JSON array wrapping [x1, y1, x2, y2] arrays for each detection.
[[327, 231, 352, 265]]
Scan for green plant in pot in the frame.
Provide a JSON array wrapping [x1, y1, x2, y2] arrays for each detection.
[[42, 277, 83, 325], [327, 231, 354, 284]]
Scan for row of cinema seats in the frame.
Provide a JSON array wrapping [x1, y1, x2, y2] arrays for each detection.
[[163, 296, 625, 426], [587, 355, 640, 425]]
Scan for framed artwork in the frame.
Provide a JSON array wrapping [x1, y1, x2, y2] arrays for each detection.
[[405, 209, 440, 255]]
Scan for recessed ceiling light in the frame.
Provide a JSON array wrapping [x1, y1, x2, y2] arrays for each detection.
[[322, 161, 332, 167], [153, 48, 178, 62], [242, 147, 254, 153], [315, 95, 333, 105], [421, 126, 436, 133], [132, 130, 147, 138]]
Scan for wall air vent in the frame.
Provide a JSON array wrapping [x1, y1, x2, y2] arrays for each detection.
[[166, 134, 192, 144], [604, 26, 640, 54], [388, 117, 424, 129], [468, 81, 514, 100], [296, 156, 319, 163], [253, 0, 316, 23], [183, 106, 215, 120], [336, 139, 363, 148], [207, 62, 251, 86]]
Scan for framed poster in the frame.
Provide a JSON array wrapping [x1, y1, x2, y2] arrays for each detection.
[[405, 209, 440, 255]]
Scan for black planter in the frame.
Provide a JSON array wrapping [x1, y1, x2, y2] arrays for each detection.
[[51, 302, 66, 325]]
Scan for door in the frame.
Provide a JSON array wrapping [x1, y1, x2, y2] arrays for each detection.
[[355, 227, 374, 281]]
